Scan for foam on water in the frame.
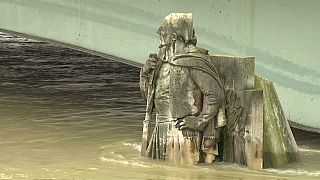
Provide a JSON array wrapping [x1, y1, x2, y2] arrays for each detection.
[[299, 148, 320, 153], [123, 142, 141, 152], [99, 157, 150, 168], [265, 168, 320, 177], [0, 173, 12, 179], [110, 151, 126, 159]]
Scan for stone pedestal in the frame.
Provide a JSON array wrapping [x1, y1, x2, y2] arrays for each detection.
[[210, 55, 298, 169], [210, 55, 255, 91]]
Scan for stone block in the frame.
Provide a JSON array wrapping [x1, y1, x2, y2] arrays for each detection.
[[210, 55, 255, 91], [243, 90, 264, 169], [255, 75, 299, 168], [221, 89, 263, 169]]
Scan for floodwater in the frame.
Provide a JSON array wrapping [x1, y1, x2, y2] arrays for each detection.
[[0, 32, 319, 180]]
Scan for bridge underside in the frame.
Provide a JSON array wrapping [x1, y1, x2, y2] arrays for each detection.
[[0, 0, 319, 131]]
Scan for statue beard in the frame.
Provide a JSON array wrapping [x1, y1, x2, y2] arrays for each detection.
[[158, 44, 169, 62], [158, 42, 175, 62]]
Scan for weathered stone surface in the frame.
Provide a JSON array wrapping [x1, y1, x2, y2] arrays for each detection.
[[212, 55, 262, 168], [255, 75, 299, 168], [243, 90, 264, 169], [210, 55, 255, 91], [140, 13, 225, 165], [141, 24, 299, 167], [222, 90, 247, 165], [221, 90, 263, 169], [213, 55, 298, 169]]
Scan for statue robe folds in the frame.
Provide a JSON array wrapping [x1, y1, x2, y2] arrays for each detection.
[[140, 47, 226, 165]]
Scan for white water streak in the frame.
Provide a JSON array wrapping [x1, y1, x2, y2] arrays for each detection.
[[123, 142, 141, 152], [299, 148, 320, 153], [265, 168, 320, 177], [99, 157, 150, 168]]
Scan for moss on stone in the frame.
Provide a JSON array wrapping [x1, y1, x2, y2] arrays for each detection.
[[255, 75, 299, 168]]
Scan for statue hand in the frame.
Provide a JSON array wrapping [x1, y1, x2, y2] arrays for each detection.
[[142, 53, 158, 75], [175, 116, 203, 131]]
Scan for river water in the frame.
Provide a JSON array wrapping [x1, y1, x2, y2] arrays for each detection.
[[0, 32, 319, 180]]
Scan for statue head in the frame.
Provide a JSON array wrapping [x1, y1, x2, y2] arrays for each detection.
[[157, 13, 197, 48]]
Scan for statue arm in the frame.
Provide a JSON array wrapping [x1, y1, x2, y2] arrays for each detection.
[[140, 53, 158, 99], [189, 68, 224, 130], [140, 67, 152, 156], [139, 68, 150, 99]]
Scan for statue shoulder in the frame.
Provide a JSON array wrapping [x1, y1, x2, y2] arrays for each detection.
[[171, 46, 212, 67], [170, 46, 221, 85], [189, 46, 209, 55]]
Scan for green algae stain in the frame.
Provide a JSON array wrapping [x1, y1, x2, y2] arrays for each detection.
[[255, 75, 299, 168]]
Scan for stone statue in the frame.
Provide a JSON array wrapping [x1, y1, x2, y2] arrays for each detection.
[[140, 13, 226, 165]]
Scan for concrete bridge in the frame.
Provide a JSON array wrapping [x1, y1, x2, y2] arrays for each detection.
[[0, 0, 319, 132]]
